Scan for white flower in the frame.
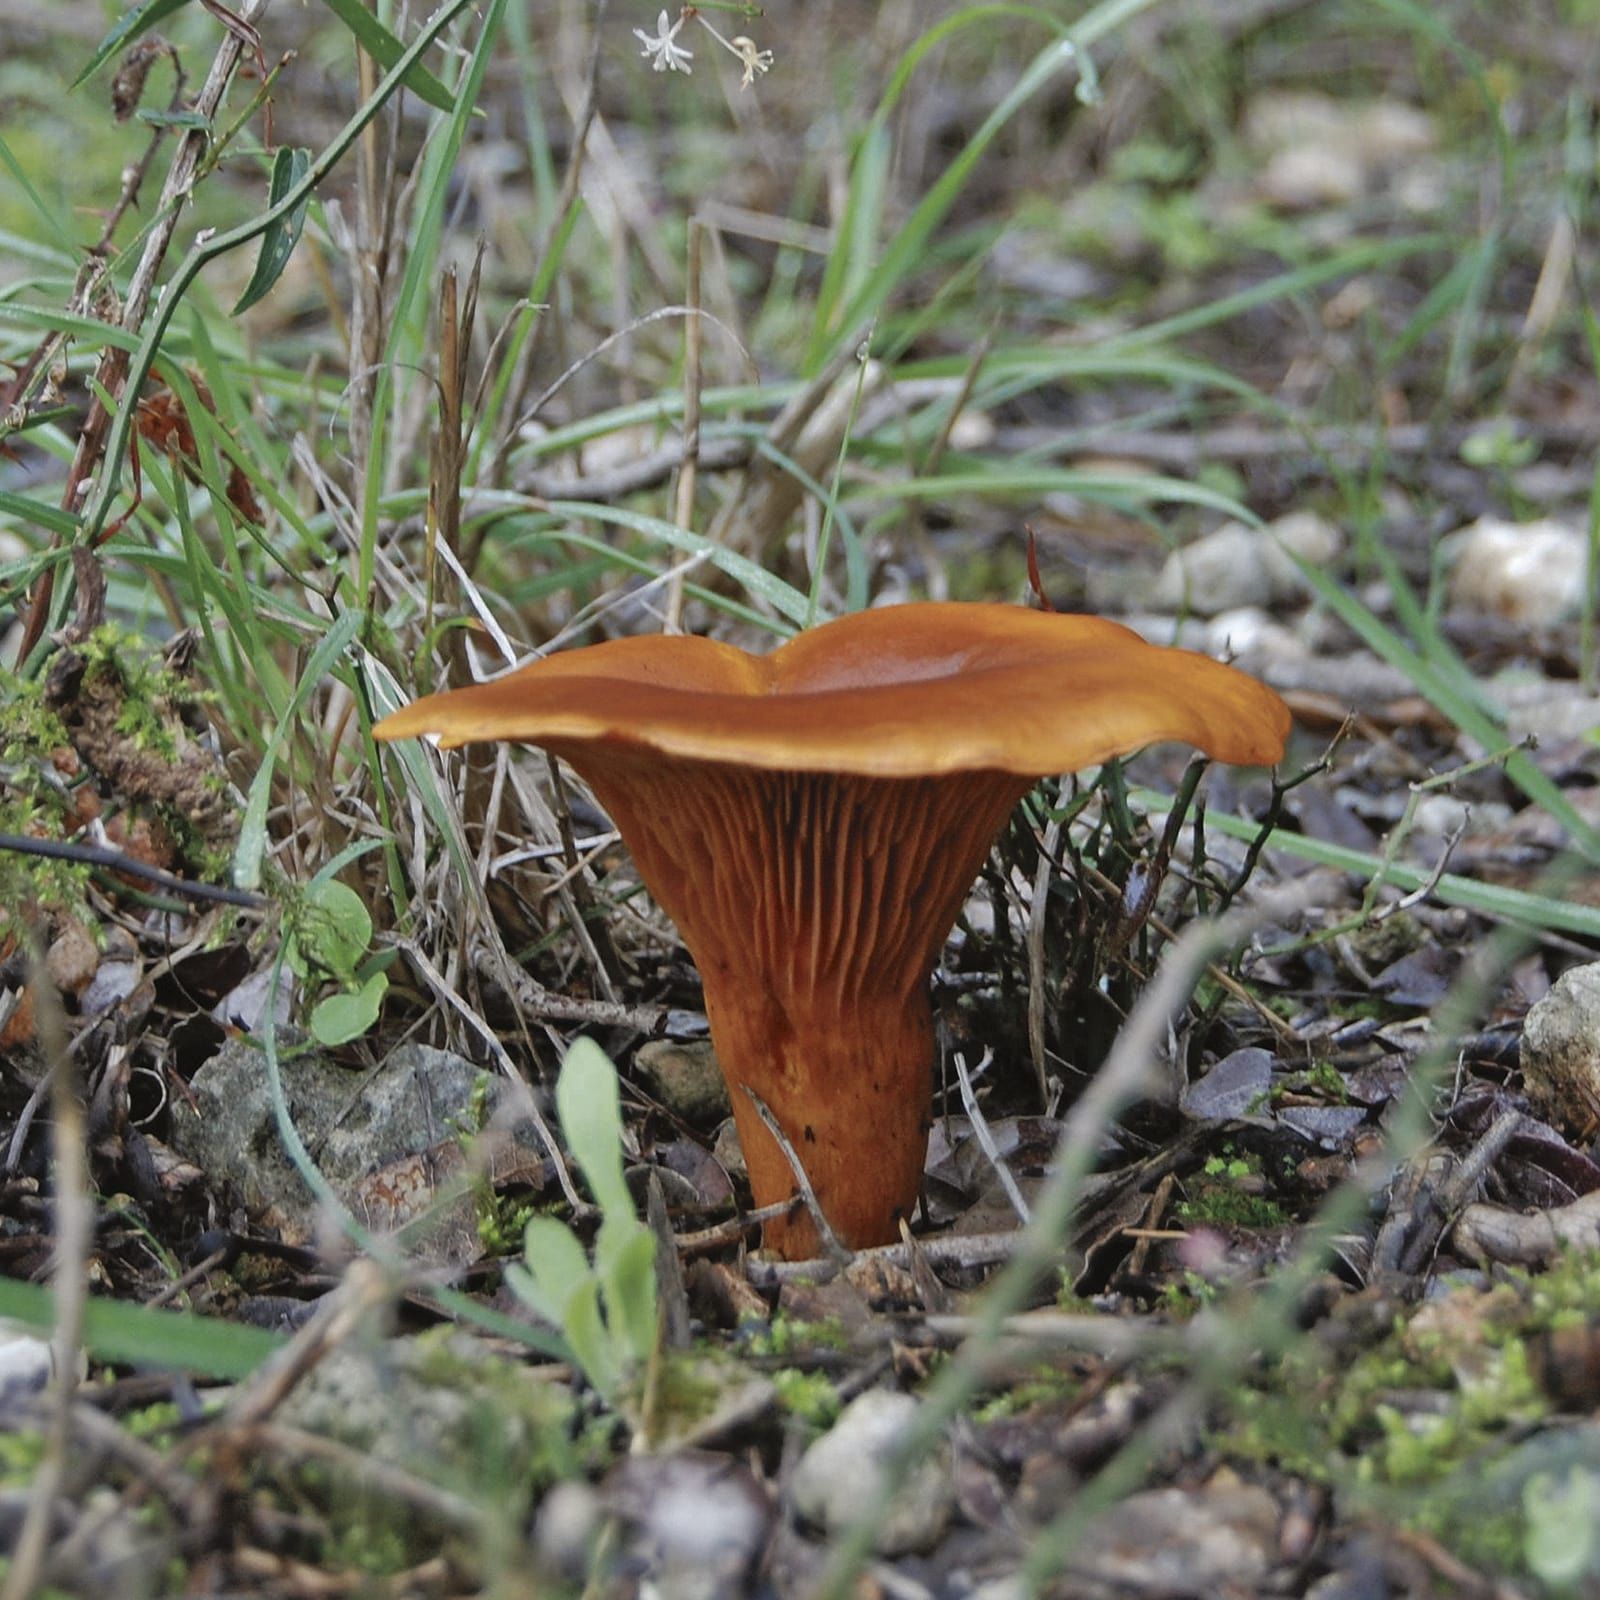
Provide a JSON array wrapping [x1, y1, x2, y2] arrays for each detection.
[[634, 9, 693, 74], [729, 36, 773, 90], [686, 12, 773, 91]]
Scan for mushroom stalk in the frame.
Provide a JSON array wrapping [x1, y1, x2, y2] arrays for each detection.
[[564, 748, 1030, 1256]]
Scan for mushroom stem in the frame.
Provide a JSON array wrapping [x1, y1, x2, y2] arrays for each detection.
[[559, 746, 1031, 1256]]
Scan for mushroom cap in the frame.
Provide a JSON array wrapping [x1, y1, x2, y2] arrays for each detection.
[[374, 602, 1290, 777]]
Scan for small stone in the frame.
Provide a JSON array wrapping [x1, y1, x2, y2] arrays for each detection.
[[1151, 512, 1342, 616], [534, 1481, 604, 1583], [634, 1040, 731, 1126], [1153, 524, 1267, 614], [712, 1117, 747, 1184], [1182, 1048, 1274, 1123], [46, 918, 99, 997], [1520, 963, 1600, 1138], [1411, 794, 1513, 840], [1066, 1480, 1280, 1591], [0, 1321, 85, 1415], [1268, 508, 1345, 573], [167, 1038, 504, 1242], [604, 1451, 771, 1600], [1245, 91, 1436, 211], [789, 1389, 954, 1556], [1448, 517, 1588, 625], [1260, 144, 1366, 208], [80, 961, 139, 1018]]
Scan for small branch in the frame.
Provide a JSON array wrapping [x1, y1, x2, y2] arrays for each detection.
[[744, 1227, 1028, 1289], [0, 832, 268, 910], [740, 1085, 852, 1267], [950, 1047, 1031, 1226], [672, 1198, 796, 1255], [465, 937, 671, 1034], [664, 219, 705, 633], [1, 957, 90, 1600]]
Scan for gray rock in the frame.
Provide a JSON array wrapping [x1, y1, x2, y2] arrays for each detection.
[[1066, 1482, 1280, 1594], [1181, 1048, 1274, 1123], [712, 1117, 747, 1184], [789, 1389, 953, 1556], [1521, 963, 1600, 1138], [1448, 516, 1588, 625], [1150, 512, 1343, 616], [167, 1037, 497, 1239], [634, 1039, 731, 1126], [0, 1322, 84, 1416], [603, 1451, 772, 1600], [1245, 91, 1436, 211], [278, 1328, 572, 1492]]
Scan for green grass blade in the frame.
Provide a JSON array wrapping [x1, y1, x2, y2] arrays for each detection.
[[1136, 792, 1600, 938], [0, 1277, 283, 1379]]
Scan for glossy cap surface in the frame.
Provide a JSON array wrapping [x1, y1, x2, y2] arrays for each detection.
[[374, 602, 1291, 776]]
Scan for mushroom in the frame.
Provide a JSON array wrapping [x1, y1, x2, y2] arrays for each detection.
[[376, 602, 1290, 1257]]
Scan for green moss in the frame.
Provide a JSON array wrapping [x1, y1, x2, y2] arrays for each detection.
[[646, 1348, 723, 1424], [1161, 1271, 1223, 1317], [1275, 1060, 1350, 1104], [0, 1428, 45, 1485], [1174, 1151, 1290, 1228], [973, 1362, 1084, 1423], [323, 1506, 411, 1577], [1176, 1188, 1291, 1228], [0, 670, 90, 944], [744, 1313, 849, 1359], [772, 1368, 841, 1428], [0, 796, 92, 946], [0, 677, 69, 762], [123, 1401, 187, 1443], [1217, 1268, 1596, 1584], [446, 1076, 538, 1254], [77, 625, 199, 762], [477, 1195, 537, 1256]]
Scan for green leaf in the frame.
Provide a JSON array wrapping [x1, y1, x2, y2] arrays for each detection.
[[0, 490, 79, 538], [136, 108, 212, 131], [597, 1219, 659, 1367], [1135, 789, 1600, 938], [555, 1039, 633, 1219], [309, 972, 387, 1046], [304, 879, 373, 976], [1524, 1468, 1600, 1586], [74, 0, 192, 88], [1286, 550, 1600, 864], [559, 1279, 619, 1399], [318, 0, 458, 113], [0, 1278, 283, 1379], [233, 147, 313, 314], [514, 1217, 594, 1325]]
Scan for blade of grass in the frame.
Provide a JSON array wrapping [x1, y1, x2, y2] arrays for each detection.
[[1136, 790, 1600, 938], [0, 1276, 283, 1380], [1288, 553, 1600, 864], [547, 499, 812, 624], [235, 607, 363, 891]]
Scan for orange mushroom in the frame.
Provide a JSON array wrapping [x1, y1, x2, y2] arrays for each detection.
[[376, 602, 1290, 1258]]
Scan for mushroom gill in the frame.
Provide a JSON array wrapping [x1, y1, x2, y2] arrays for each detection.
[[376, 602, 1292, 1258]]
